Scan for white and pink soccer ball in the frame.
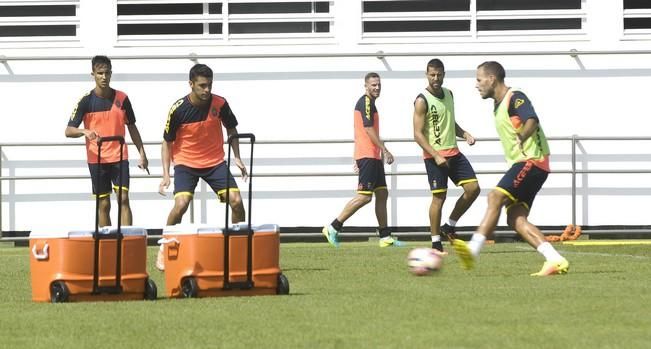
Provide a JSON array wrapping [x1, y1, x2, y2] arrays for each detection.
[[407, 248, 443, 276]]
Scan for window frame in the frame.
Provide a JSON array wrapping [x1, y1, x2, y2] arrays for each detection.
[[115, 0, 335, 47], [360, 1, 587, 44], [622, 7, 651, 40], [0, 0, 80, 48]]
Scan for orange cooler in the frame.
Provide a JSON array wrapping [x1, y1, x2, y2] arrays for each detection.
[[160, 223, 289, 298], [29, 226, 157, 302]]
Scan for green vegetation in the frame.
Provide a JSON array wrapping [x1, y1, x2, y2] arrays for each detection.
[[1, 241, 650, 349]]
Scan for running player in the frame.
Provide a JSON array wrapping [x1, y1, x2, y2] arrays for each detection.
[[453, 61, 569, 276]]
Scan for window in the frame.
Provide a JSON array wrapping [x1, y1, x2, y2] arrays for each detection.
[[116, 1, 333, 45], [362, 1, 471, 38], [361, 0, 585, 42], [476, 0, 582, 34], [476, 0, 581, 11], [0, 1, 79, 44], [624, 0, 651, 36]]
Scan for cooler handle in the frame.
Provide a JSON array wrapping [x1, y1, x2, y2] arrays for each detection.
[[158, 238, 180, 259], [31, 243, 49, 260], [157, 237, 180, 246]]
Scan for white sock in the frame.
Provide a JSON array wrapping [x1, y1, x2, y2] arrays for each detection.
[[468, 233, 486, 257], [537, 242, 563, 262], [447, 219, 458, 227], [431, 235, 441, 243]]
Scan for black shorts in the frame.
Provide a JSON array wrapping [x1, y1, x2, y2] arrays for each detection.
[[174, 162, 238, 202], [424, 153, 477, 194], [88, 160, 130, 198], [496, 161, 548, 210], [356, 158, 387, 195]]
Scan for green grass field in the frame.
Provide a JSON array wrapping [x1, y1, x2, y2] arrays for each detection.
[[1, 241, 650, 349]]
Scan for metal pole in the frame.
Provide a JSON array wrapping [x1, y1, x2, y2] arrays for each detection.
[[571, 135, 577, 227], [190, 199, 194, 224]]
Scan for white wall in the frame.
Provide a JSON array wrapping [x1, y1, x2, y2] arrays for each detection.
[[1, 0, 651, 231]]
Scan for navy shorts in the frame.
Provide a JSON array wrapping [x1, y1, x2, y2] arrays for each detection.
[[173, 162, 238, 202], [88, 160, 130, 198], [356, 158, 387, 194], [424, 153, 477, 194], [496, 161, 548, 210]]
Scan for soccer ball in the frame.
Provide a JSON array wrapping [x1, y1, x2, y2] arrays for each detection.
[[407, 248, 443, 276]]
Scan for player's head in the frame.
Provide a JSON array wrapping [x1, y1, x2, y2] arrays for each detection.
[[364, 72, 381, 98], [189, 64, 213, 101], [91, 55, 112, 89], [91, 55, 111, 71], [426, 58, 445, 92], [476, 61, 505, 99]]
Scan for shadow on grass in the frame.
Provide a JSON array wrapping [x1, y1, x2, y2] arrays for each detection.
[[483, 250, 537, 254], [282, 268, 328, 272], [567, 270, 625, 275]]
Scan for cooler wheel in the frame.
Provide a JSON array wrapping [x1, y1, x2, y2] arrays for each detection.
[[276, 273, 290, 295], [50, 281, 70, 303], [181, 277, 198, 298], [144, 278, 157, 300]]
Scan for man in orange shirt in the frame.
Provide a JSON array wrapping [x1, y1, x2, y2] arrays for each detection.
[[157, 63, 247, 270], [322, 72, 402, 248], [65, 55, 149, 227]]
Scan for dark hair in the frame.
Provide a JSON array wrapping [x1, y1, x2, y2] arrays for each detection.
[[364, 72, 380, 82], [426, 58, 445, 71], [189, 64, 213, 81], [478, 61, 505, 82], [91, 55, 111, 70]]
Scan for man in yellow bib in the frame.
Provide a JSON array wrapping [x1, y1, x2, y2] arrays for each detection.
[[413, 59, 480, 252], [453, 61, 569, 276]]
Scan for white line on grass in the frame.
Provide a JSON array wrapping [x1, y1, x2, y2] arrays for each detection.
[[514, 245, 650, 259]]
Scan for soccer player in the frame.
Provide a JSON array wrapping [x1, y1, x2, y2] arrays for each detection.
[[65, 55, 149, 227], [413, 58, 480, 252], [156, 63, 248, 270], [453, 61, 569, 276], [322, 72, 402, 248]]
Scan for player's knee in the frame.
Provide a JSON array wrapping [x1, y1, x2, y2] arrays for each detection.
[[229, 194, 243, 210], [465, 182, 481, 198], [356, 194, 373, 206], [486, 190, 504, 205], [431, 192, 446, 205], [374, 189, 388, 201], [117, 191, 130, 205], [173, 197, 191, 214], [98, 197, 111, 211], [507, 215, 525, 230]]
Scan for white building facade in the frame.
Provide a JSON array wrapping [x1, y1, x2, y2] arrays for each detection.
[[1, 0, 650, 232]]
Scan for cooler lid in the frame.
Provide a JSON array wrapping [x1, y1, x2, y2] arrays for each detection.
[[163, 224, 222, 235], [30, 226, 146, 238], [106, 226, 147, 236], [226, 223, 279, 233], [162, 223, 279, 235]]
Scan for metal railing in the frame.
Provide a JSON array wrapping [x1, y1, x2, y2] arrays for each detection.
[[2, 135, 651, 237], [5, 48, 651, 62]]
